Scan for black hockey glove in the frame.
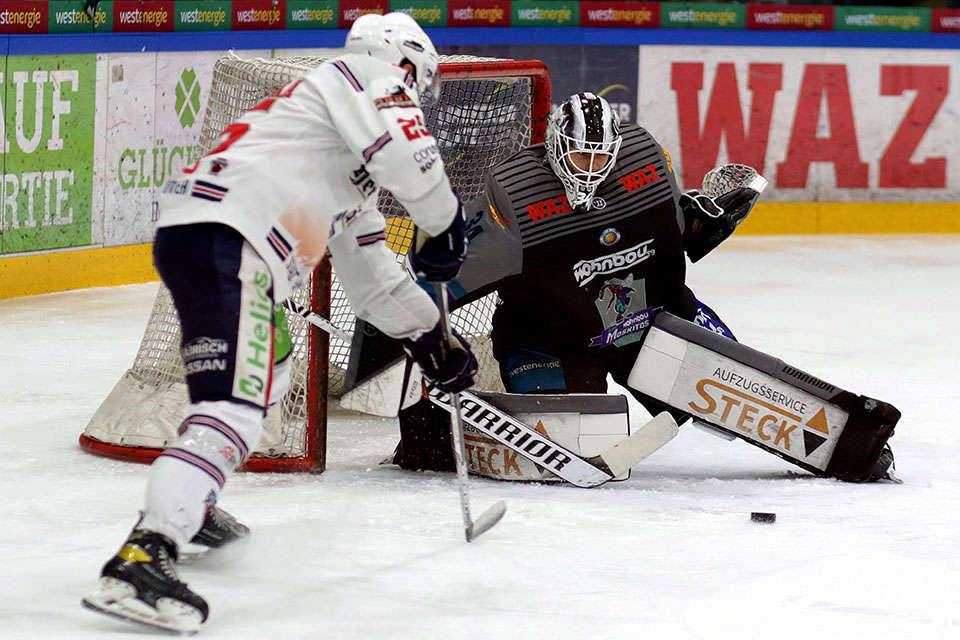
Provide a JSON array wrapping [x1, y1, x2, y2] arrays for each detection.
[[402, 322, 478, 393], [409, 201, 468, 282], [681, 187, 760, 263]]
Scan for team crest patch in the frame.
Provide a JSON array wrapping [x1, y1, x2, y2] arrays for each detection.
[[209, 158, 229, 175], [375, 93, 417, 110], [191, 180, 228, 202], [590, 273, 659, 347], [599, 228, 620, 246]]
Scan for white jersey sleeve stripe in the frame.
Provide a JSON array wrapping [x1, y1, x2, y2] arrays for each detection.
[[332, 60, 364, 91], [362, 131, 393, 163]]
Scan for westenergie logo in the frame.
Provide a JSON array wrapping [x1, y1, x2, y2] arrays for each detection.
[[0, 8, 44, 28]]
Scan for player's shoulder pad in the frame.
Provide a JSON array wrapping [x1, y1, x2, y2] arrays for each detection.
[[620, 123, 660, 147], [488, 143, 550, 189], [327, 54, 421, 103]]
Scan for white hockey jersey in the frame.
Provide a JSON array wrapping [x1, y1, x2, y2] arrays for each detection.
[[157, 54, 457, 337]]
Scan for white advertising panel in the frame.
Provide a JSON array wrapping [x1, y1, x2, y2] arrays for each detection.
[[639, 46, 960, 201], [99, 49, 270, 246]]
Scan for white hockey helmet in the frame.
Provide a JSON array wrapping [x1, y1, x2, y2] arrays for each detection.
[[345, 12, 442, 103], [546, 92, 622, 209]]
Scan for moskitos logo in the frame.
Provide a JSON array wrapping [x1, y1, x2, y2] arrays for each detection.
[[175, 69, 201, 128]]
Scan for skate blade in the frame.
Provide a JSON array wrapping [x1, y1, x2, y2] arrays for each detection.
[[180, 534, 250, 566], [82, 577, 203, 635]]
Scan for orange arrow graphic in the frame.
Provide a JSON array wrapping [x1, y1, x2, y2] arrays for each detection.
[[806, 407, 830, 434]]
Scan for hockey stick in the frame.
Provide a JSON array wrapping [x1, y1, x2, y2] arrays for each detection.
[[435, 282, 507, 542], [285, 301, 680, 488], [283, 299, 353, 343]]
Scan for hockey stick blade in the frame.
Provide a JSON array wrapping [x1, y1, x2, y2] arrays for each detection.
[[590, 411, 678, 478], [468, 499, 507, 542]]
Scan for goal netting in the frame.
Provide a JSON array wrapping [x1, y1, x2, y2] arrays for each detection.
[[80, 54, 551, 472]]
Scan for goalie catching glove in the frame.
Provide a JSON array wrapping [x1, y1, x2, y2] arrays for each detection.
[[402, 321, 478, 393], [680, 186, 761, 263], [409, 200, 469, 282]]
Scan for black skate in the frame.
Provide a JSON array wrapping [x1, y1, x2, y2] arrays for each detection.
[[869, 444, 902, 483], [190, 504, 250, 549], [82, 530, 209, 634]]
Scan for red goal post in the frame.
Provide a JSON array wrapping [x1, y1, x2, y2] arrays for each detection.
[[79, 54, 551, 473]]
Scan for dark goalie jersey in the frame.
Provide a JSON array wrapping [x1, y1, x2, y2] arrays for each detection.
[[451, 124, 697, 363]]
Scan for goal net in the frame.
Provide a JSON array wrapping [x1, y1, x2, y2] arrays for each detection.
[[80, 54, 551, 472]]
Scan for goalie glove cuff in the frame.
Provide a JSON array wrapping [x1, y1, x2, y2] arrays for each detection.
[[679, 190, 724, 221], [682, 187, 759, 263]]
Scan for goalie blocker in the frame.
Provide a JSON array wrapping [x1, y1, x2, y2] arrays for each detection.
[[628, 313, 900, 482]]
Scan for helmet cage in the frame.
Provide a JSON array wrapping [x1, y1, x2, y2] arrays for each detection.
[[546, 93, 622, 209]]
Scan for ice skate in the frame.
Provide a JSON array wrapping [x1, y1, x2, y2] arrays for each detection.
[[869, 444, 902, 483], [190, 504, 250, 549], [82, 530, 209, 634]]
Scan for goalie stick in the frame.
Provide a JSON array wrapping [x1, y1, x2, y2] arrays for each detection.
[[429, 389, 678, 487], [286, 301, 680, 488]]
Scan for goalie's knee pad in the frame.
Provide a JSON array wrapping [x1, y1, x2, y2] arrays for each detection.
[[140, 401, 263, 547]]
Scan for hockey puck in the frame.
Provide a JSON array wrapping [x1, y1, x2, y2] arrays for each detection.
[[751, 512, 776, 523]]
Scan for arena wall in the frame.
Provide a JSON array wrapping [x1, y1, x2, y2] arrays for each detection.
[[1, 28, 958, 298]]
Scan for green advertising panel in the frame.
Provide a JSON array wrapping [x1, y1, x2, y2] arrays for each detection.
[[48, 1, 112, 32], [286, 0, 338, 29], [389, 0, 447, 27], [835, 6, 929, 32], [175, 1, 231, 31], [661, 2, 744, 29], [513, 1, 578, 27], [0, 55, 96, 254]]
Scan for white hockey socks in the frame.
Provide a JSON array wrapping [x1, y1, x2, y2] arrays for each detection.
[[140, 400, 263, 547]]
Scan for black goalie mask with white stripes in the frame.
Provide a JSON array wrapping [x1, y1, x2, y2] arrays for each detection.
[[546, 92, 622, 209]]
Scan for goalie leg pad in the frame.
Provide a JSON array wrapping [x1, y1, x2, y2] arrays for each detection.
[[394, 397, 456, 472], [140, 400, 262, 546], [627, 313, 899, 482]]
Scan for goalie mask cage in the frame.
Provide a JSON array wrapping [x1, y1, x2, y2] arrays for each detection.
[[79, 54, 551, 473]]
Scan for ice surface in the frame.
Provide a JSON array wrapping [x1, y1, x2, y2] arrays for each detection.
[[1, 236, 958, 639]]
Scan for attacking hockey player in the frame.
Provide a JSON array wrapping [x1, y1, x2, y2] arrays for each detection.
[[81, 13, 477, 634], [371, 92, 898, 484]]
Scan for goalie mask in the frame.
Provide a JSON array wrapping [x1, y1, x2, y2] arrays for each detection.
[[345, 13, 442, 104], [546, 93, 622, 209]]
